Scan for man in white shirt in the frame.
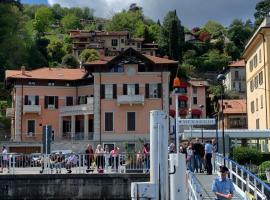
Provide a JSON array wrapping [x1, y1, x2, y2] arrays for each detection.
[[0, 146, 8, 173]]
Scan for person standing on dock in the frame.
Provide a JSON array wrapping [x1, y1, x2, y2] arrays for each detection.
[[212, 165, 234, 200]]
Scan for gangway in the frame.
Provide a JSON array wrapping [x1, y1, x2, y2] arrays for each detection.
[[186, 154, 270, 200]]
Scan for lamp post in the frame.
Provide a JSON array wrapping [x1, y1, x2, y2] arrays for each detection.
[[217, 74, 226, 165], [173, 76, 181, 154], [199, 104, 204, 142]]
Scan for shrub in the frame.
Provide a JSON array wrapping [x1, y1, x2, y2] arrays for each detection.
[[232, 147, 262, 166], [258, 161, 270, 180]]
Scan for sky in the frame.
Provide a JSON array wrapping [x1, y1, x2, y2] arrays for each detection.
[[21, 0, 261, 28]]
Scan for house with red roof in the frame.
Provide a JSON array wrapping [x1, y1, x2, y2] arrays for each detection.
[[5, 48, 177, 153]]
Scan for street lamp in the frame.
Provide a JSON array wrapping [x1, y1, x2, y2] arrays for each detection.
[[199, 104, 204, 142], [173, 76, 181, 154], [217, 74, 226, 165]]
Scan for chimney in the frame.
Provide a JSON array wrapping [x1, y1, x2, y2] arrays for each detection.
[[21, 66, 26, 75]]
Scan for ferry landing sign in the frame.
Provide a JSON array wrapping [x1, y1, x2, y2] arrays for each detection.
[[178, 118, 216, 125]]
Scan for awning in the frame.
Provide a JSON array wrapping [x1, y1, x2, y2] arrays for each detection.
[[169, 109, 187, 117], [191, 109, 202, 115], [180, 82, 188, 88], [178, 95, 188, 101]]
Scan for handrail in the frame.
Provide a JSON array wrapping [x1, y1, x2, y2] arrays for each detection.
[[186, 170, 203, 200], [215, 153, 270, 200]]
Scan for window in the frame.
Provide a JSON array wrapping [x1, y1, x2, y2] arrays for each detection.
[[235, 71, 239, 79], [127, 84, 135, 95], [261, 95, 263, 108], [193, 97, 197, 105], [259, 49, 262, 63], [254, 54, 258, 68], [179, 101, 187, 108], [127, 112, 135, 131], [105, 112, 113, 131], [63, 120, 71, 133], [111, 39, 118, 46], [233, 82, 236, 89], [255, 76, 258, 88], [121, 39, 124, 43], [149, 83, 158, 98], [24, 95, 39, 105], [249, 60, 253, 72], [256, 119, 260, 129], [256, 98, 258, 111], [66, 96, 73, 106], [259, 71, 263, 85], [105, 84, 113, 99], [28, 81, 35, 85], [229, 118, 244, 129], [137, 43, 141, 48], [251, 101, 255, 113], [250, 80, 254, 92], [192, 87, 197, 94], [45, 96, 58, 109], [27, 120, 35, 136], [78, 96, 87, 104], [48, 81, 55, 86]]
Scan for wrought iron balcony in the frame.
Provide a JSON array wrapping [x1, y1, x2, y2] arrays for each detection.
[[23, 105, 41, 114], [117, 95, 144, 105]]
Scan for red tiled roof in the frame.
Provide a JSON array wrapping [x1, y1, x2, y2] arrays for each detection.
[[218, 99, 246, 114], [228, 60, 245, 67], [143, 54, 178, 64], [6, 67, 87, 80]]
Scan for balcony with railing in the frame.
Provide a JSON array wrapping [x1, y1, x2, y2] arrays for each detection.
[[62, 132, 94, 140], [6, 108, 14, 118], [117, 95, 144, 105], [23, 105, 41, 114], [60, 98, 94, 116]]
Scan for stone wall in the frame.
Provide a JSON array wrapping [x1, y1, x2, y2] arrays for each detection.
[[0, 173, 149, 200]]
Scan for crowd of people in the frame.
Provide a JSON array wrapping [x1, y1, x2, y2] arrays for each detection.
[[170, 138, 216, 175]]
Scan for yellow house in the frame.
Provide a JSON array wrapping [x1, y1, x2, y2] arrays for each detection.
[[243, 17, 270, 129]]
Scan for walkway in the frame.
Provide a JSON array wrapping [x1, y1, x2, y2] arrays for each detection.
[[195, 173, 244, 199]]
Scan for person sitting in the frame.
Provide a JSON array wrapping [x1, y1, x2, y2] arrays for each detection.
[[65, 152, 77, 174]]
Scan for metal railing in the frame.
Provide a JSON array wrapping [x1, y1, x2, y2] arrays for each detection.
[[215, 154, 270, 200], [0, 152, 150, 174], [186, 170, 203, 200]]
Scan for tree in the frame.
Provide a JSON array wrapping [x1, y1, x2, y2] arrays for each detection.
[[82, 7, 94, 20], [47, 40, 66, 65], [254, 0, 270, 28], [61, 14, 82, 30], [79, 49, 99, 63], [33, 7, 54, 36], [227, 19, 253, 56], [160, 10, 185, 61], [106, 10, 144, 36], [202, 20, 225, 39], [61, 54, 79, 68]]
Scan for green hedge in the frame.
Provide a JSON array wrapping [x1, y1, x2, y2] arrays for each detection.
[[231, 147, 262, 165], [258, 161, 270, 180]]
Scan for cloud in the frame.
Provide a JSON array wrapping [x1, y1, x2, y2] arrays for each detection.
[[47, 0, 261, 28]]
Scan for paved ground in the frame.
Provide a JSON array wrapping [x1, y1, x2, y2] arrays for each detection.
[[195, 173, 244, 199]]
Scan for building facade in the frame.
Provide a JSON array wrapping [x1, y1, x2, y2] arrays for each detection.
[[223, 60, 246, 95], [217, 99, 247, 130], [5, 48, 177, 153], [69, 30, 158, 57], [243, 17, 270, 129], [169, 79, 209, 119]]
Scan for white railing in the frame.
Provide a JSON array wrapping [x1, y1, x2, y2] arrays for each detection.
[[23, 105, 41, 114], [6, 108, 14, 118], [60, 104, 94, 116], [186, 171, 203, 200], [0, 152, 149, 175], [117, 95, 144, 105], [215, 154, 270, 200]]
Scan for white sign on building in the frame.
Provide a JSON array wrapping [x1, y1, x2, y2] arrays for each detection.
[[178, 118, 216, 126]]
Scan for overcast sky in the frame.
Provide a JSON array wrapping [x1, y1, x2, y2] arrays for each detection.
[[23, 0, 261, 28]]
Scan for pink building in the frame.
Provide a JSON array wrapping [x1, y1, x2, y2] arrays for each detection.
[[169, 79, 209, 119], [5, 48, 177, 153]]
